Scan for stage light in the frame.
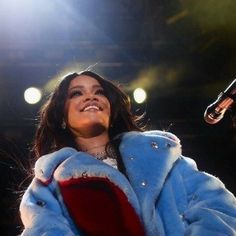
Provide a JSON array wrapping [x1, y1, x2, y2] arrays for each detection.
[[24, 87, 42, 104], [133, 88, 147, 104]]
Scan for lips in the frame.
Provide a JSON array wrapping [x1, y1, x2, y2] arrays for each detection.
[[80, 103, 103, 112], [84, 105, 100, 112]]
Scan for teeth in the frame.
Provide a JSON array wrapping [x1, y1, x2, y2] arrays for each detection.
[[84, 105, 100, 111]]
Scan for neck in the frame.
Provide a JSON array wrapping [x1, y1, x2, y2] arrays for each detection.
[[75, 132, 110, 156]]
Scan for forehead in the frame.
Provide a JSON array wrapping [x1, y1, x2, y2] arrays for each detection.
[[69, 75, 101, 89]]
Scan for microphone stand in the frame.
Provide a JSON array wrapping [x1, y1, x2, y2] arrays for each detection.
[[230, 103, 236, 129]]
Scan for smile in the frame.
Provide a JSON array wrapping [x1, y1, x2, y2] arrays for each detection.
[[83, 105, 101, 112]]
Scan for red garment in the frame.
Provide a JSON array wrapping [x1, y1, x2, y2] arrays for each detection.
[[59, 177, 146, 236]]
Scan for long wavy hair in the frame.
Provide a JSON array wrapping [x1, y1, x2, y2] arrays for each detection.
[[32, 70, 144, 158]]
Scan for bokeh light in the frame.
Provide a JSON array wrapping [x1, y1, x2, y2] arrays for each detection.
[[133, 88, 147, 104], [24, 87, 42, 104]]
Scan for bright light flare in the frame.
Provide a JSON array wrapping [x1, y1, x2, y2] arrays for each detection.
[[24, 87, 42, 104], [133, 88, 147, 104]]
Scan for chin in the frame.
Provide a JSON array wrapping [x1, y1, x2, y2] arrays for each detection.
[[74, 122, 109, 138]]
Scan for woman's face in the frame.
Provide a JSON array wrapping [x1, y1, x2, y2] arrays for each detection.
[[64, 75, 111, 138]]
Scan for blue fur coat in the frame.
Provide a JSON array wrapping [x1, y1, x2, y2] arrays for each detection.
[[20, 131, 236, 235]]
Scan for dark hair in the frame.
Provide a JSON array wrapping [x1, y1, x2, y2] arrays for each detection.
[[32, 70, 144, 158]]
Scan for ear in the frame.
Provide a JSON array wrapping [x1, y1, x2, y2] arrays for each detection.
[[61, 119, 66, 129]]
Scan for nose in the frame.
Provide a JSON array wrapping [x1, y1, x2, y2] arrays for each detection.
[[82, 93, 99, 102]]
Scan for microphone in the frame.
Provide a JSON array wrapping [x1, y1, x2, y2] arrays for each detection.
[[204, 79, 236, 124]]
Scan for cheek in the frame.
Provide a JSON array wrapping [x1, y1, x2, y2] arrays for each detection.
[[106, 101, 111, 119], [65, 102, 78, 123]]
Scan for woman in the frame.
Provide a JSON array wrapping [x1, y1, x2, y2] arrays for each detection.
[[20, 71, 236, 236]]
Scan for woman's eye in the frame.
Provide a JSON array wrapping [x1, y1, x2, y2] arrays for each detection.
[[69, 90, 82, 98], [95, 89, 105, 96]]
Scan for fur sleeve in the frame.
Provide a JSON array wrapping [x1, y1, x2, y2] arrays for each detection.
[[180, 157, 236, 235], [19, 178, 78, 236]]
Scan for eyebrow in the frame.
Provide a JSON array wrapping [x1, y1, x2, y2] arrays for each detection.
[[68, 84, 102, 91]]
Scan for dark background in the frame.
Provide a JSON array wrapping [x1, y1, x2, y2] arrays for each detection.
[[0, 0, 236, 235]]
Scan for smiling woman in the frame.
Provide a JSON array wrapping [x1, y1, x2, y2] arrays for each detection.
[[65, 75, 111, 145], [32, 71, 142, 160], [19, 70, 236, 236]]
